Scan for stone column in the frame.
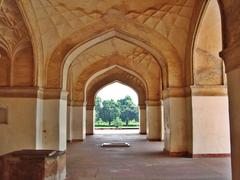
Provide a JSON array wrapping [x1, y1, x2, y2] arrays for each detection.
[[163, 88, 188, 156], [227, 68, 240, 180], [36, 89, 68, 151], [139, 105, 146, 134], [67, 105, 72, 141], [68, 101, 86, 141], [189, 86, 230, 156], [161, 100, 165, 140], [146, 100, 161, 141], [86, 105, 94, 135], [221, 44, 240, 180]]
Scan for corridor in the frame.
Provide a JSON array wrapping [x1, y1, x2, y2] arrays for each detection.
[[66, 131, 231, 180]]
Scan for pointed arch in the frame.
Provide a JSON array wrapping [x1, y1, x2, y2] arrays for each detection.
[[61, 30, 167, 90], [46, 24, 184, 89], [84, 66, 147, 107], [185, 0, 225, 85]]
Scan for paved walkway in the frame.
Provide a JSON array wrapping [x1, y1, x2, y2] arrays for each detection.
[[66, 131, 231, 180]]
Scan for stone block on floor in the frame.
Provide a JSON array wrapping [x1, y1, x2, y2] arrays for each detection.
[[0, 149, 66, 180]]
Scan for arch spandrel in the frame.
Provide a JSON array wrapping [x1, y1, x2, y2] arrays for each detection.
[[70, 55, 160, 101], [64, 36, 162, 102], [69, 65, 151, 103], [70, 37, 161, 91]]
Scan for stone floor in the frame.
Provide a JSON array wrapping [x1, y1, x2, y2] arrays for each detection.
[[66, 130, 231, 180]]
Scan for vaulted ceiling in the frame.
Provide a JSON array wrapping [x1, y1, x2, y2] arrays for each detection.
[[0, 0, 232, 95]]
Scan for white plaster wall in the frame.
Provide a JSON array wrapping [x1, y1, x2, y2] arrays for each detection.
[[163, 97, 188, 153], [86, 109, 94, 135], [69, 106, 86, 140], [146, 105, 161, 140], [0, 98, 37, 155], [192, 96, 230, 154]]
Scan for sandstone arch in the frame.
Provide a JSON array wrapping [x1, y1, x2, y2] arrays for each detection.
[[85, 67, 147, 107], [192, 0, 224, 86], [67, 63, 162, 140], [67, 37, 162, 102], [46, 28, 183, 89], [82, 67, 147, 135]]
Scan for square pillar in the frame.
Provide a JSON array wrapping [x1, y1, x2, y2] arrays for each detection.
[[139, 105, 146, 134], [146, 101, 161, 141], [67, 105, 72, 141], [227, 67, 240, 180], [86, 105, 94, 135], [68, 103, 86, 141], [36, 89, 68, 151], [221, 44, 240, 180], [190, 86, 230, 156], [163, 93, 188, 156]]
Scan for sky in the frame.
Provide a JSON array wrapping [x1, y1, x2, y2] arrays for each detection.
[[96, 82, 138, 105]]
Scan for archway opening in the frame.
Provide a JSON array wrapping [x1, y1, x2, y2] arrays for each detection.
[[94, 82, 140, 134]]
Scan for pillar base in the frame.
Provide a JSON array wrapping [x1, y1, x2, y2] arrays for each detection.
[[164, 149, 188, 157], [67, 139, 83, 143], [146, 101, 162, 140], [86, 109, 94, 135], [189, 153, 231, 158], [147, 137, 161, 141], [86, 133, 94, 135]]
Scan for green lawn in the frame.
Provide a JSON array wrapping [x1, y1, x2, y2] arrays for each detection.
[[95, 119, 139, 128]]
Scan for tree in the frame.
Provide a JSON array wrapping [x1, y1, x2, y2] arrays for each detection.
[[100, 99, 120, 125], [95, 95, 139, 127], [95, 96, 102, 121], [117, 95, 139, 126]]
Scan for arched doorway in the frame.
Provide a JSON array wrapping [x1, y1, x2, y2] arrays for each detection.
[[93, 82, 140, 134]]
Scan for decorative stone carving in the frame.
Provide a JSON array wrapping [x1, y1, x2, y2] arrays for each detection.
[[0, 0, 34, 86], [0, 0, 30, 55]]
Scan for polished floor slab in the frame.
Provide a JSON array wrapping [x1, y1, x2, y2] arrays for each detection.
[[66, 130, 231, 180]]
